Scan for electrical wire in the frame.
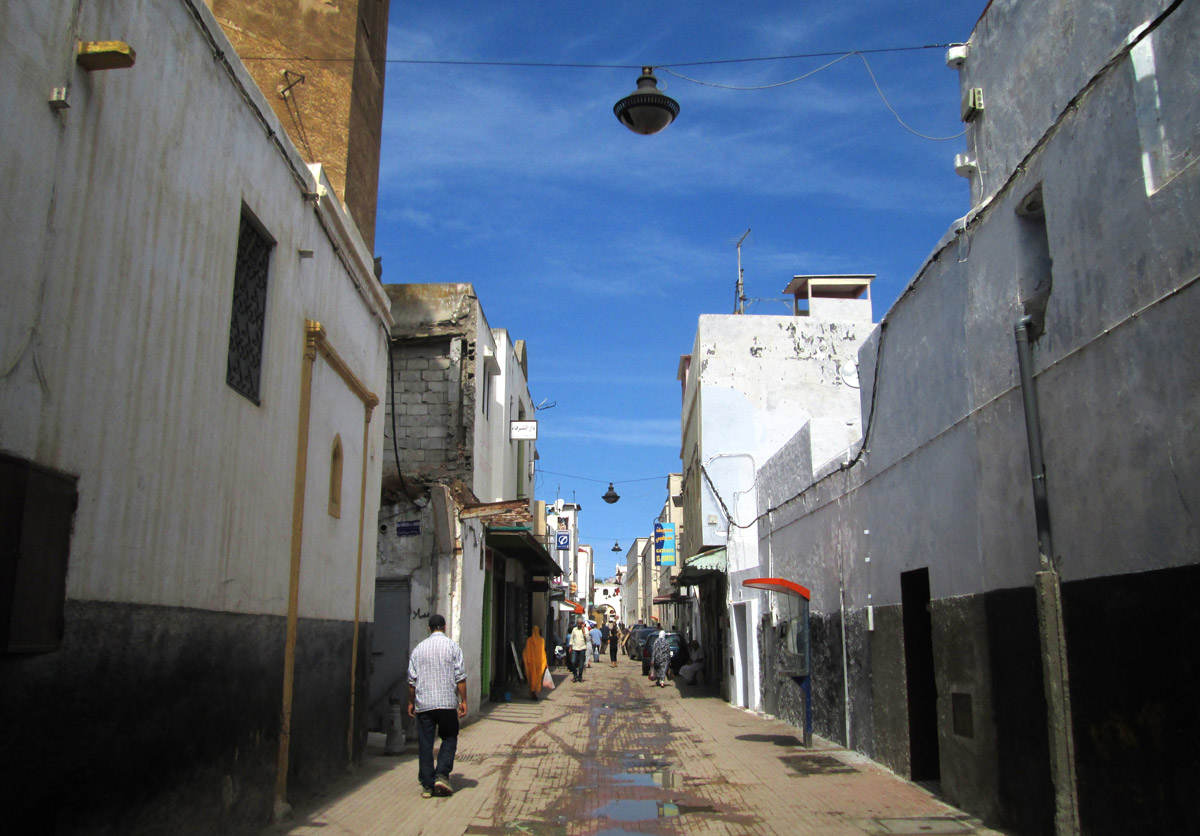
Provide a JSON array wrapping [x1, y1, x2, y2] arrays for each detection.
[[853, 53, 967, 141], [660, 52, 854, 90], [665, 51, 966, 141], [538, 469, 664, 485], [238, 42, 957, 69], [242, 43, 966, 142]]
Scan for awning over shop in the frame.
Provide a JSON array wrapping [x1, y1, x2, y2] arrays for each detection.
[[742, 577, 810, 600], [676, 547, 727, 585], [558, 599, 584, 614], [653, 593, 691, 604], [486, 526, 562, 576]]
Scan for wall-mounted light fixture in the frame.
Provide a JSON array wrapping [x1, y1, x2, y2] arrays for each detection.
[[77, 41, 136, 71]]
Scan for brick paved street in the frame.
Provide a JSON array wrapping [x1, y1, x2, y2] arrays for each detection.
[[263, 658, 1009, 836]]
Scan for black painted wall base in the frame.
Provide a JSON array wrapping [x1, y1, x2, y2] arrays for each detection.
[[0, 599, 367, 836], [1064, 563, 1200, 836]]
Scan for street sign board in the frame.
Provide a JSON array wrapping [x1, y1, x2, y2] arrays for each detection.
[[556, 531, 570, 551], [510, 420, 538, 440]]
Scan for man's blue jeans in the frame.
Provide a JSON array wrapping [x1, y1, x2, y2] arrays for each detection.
[[570, 649, 587, 680], [416, 709, 459, 789]]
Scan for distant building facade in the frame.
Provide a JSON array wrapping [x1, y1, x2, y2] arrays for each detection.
[[208, 0, 390, 249], [374, 284, 553, 724], [678, 279, 876, 708]]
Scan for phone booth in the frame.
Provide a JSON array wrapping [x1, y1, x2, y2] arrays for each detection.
[[742, 577, 812, 746]]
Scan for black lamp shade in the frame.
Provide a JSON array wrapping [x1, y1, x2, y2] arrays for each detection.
[[614, 67, 679, 135]]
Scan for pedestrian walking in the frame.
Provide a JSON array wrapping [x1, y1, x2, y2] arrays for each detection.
[[406, 614, 467, 798], [569, 619, 589, 682], [589, 622, 602, 663], [608, 623, 619, 667], [523, 626, 548, 701], [650, 630, 671, 687]]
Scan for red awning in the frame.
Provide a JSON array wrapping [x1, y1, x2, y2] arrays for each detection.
[[557, 599, 584, 614], [742, 578, 810, 600]]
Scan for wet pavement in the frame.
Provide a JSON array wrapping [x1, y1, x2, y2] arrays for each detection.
[[262, 658, 1008, 836]]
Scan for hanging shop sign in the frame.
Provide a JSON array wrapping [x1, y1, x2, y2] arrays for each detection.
[[654, 522, 676, 566]]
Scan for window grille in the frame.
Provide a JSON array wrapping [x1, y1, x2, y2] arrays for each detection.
[[226, 212, 272, 403]]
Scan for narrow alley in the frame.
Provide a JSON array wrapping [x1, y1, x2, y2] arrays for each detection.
[[262, 657, 1006, 836]]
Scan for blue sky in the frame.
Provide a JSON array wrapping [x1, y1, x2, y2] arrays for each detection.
[[376, 0, 988, 579]]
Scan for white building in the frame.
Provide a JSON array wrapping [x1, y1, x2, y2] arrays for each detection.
[[678, 277, 876, 709], [0, 1, 391, 830], [375, 285, 553, 721], [594, 578, 623, 624], [620, 537, 651, 626], [545, 501, 586, 636]]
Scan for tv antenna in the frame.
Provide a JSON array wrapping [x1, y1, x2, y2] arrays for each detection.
[[735, 229, 751, 314]]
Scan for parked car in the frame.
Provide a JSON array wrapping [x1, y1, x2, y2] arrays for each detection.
[[642, 631, 687, 676], [628, 626, 657, 659]]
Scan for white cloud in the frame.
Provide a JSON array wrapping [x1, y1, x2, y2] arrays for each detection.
[[543, 416, 679, 447]]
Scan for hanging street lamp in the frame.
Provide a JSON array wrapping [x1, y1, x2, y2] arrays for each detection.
[[602, 482, 621, 503], [614, 67, 679, 135]]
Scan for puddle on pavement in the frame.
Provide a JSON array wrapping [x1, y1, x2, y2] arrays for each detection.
[[591, 799, 714, 821], [621, 751, 670, 770], [612, 769, 678, 788]]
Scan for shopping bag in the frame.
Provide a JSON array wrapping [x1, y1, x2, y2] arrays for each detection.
[[542, 668, 555, 690]]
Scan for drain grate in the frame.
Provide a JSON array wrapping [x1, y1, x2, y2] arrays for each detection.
[[736, 733, 805, 746], [778, 753, 858, 775], [874, 816, 974, 834]]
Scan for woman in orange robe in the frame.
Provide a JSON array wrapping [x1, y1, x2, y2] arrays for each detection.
[[523, 626, 548, 700]]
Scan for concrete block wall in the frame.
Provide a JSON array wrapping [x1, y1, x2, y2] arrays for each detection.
[[384, 339, 469, 485]]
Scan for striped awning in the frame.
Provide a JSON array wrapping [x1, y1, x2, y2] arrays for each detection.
[[676, 547, 727, 584]]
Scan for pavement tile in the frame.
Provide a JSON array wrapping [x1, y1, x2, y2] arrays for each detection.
[[261, 662, 1008, 836]]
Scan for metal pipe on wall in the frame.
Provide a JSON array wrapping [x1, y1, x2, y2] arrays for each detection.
[[1014, 316, 1080, 836]]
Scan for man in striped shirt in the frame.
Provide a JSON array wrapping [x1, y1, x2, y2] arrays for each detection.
[[407, 613, 468, 797]]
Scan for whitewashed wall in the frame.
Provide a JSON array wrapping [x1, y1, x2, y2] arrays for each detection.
[[0, 0, 389, 619]]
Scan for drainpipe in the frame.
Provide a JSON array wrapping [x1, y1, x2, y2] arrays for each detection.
[[838, 572, 852, 749], [1014, 317, 1080, 836]]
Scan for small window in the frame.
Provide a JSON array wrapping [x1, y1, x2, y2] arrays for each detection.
[[329, 435, 343, 518], [1, 453, 77, 653], [226, 210, 273, 404]]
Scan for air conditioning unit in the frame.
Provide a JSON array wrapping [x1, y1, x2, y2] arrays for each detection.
[[954, 153, 978, 178]]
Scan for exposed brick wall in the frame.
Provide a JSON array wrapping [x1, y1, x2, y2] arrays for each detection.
[[384, 337, 473, 486]]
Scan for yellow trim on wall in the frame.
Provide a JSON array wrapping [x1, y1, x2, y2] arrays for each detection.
[[276, 320, 379, 812]]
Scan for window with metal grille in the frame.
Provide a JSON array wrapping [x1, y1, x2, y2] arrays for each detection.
[[226, 211, 273, 403]]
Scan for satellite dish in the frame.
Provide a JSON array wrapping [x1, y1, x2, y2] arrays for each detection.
[[840, 360, 860, 389]]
